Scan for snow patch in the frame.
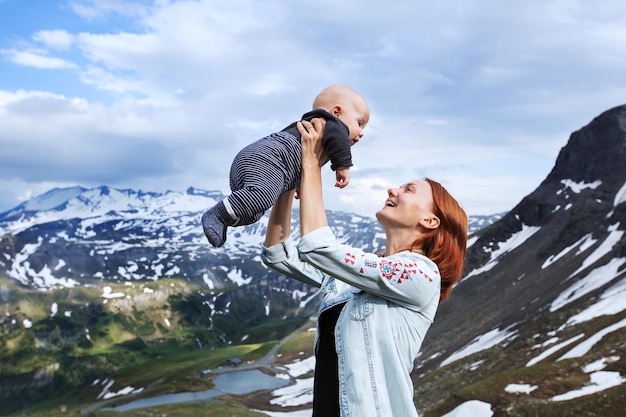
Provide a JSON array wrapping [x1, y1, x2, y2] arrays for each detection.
[[551, 257, 626, 312], [259, 408, 313, 417], [542, 234, 596, 269], [560, 179, 602, 194], [551, 371, 625, 401], [612, 180, 626, 207], [96, 378, 144, 400], [202, 273, 214, 289], [101, 286, 125, 299], [284, 356, 316, 378], [227, 268, 252, 286], [526, 334, 585, 367], [441, 327, 517, 367], [269, 377, 314, 408], [563, 276, 626, 326], [441, 400, 494, 417], [583, 356, 619, 373], [505, 383, 537, 394], [464, 224, 540, 280], [567, 223, 624, 280], [558, 317, 626, 360]]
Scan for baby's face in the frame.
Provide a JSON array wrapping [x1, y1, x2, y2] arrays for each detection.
[[340, 98, 370, 145]]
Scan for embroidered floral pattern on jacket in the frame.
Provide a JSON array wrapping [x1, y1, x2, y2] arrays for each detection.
[[340, 250, 440, 287], [380, 259, 402, 281]]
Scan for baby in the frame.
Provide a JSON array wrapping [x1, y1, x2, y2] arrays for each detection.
[[202, 84, 370, 247]]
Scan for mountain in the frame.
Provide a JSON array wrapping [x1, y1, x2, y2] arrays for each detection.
[[0, 185, 500, 291], [0, 182, 501, 414], [411, 104, 626, 416], [2, 104, 624, 416], [0, 182, 499, 415]]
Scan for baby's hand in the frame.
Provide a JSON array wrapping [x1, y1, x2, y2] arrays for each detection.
[[335, 167, 351, 188]]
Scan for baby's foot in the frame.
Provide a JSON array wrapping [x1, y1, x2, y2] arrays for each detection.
[[202, 208, 227, 247]]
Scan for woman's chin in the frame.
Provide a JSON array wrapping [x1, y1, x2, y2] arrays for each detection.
[[375, 207, 388, 222]]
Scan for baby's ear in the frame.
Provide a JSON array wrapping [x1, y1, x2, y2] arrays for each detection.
[[332, 104, 342, 116]]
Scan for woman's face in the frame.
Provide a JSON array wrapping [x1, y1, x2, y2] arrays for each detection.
[[376, 180, 436, 229]]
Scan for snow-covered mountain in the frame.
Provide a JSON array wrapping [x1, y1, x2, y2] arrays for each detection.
[[0, 186, 225, 287], [0, 185, 499, 290], [412, 104, 626, 416]]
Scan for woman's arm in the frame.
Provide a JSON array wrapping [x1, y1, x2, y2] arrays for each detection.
[[263, 189, 296, 247], [298, 228, 441, 310], [296, 119, 439, 310], [260, 119, 329, 288], [297, 118, 328, 236], [262, 188, 326, 288]]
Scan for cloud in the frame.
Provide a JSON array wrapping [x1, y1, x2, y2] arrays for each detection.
[[33, 30, 74, 50], [69, 0, 150, 20], [0, 0, 625, 216], [3, 49, 77, 69]]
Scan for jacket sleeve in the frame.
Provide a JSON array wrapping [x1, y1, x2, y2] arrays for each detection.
[[261, 235, 326, 288], [301, 110, 352, 171], [321, 118, 352, 170], [297, 227, 441, 311]]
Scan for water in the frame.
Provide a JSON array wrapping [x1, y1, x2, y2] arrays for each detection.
[[101, 389, 222, 412], [212, 369, 289, 395], [99, 369, 290, 412]]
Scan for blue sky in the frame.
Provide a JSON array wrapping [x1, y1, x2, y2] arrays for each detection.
[[1, 0, 625, 217]]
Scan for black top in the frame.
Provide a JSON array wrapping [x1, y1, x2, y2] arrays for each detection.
[[312, 301, 346, 417], [282, 109, 352, 171]]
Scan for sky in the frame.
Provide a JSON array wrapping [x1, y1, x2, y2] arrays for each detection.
[[1, 0, 625, 217]]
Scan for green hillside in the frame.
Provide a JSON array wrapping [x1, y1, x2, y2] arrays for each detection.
[[0, 275, 309, 416]]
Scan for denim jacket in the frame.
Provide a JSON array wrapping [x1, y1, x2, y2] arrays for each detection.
[[262, 227, 440, 417]]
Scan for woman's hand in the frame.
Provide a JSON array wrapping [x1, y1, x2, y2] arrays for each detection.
[[297, 118, 327, 168]]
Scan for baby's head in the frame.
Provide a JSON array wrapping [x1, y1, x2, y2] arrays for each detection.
[[313, 85, 370, 144]]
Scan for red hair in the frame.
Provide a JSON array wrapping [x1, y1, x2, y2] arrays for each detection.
[[415, 178, 468, 303]]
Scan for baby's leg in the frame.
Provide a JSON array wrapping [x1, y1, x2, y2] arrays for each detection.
[[228, 158, 287, 226], [202, 133, 297, 246], [202, 202, 232, 247]]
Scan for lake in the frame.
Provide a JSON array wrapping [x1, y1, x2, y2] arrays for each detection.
[[98, 369, 290, 412]]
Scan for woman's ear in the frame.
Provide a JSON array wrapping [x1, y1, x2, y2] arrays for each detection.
[[419, 216, 440, 230]]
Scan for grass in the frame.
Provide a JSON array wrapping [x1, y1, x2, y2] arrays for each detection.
[[93, 341, 277, 396], [507, 383, 626, 417], [7, 270, 624, 417], [4, 340, 281, 417], [7, 401, 271, 417], [0, 273, 293, 415], [420, 321, 626, 417], [274, 322, 316, 366], [423, 358, 621, 417]]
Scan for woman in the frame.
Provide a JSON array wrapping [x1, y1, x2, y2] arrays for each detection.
[[262, 118, 467, 417]]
